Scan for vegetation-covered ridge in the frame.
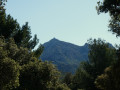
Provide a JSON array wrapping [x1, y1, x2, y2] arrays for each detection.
[[41, 38, 89, 73], [40, 38, 114, 74]]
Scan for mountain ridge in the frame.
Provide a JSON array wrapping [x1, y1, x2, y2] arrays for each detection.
[[40, 38, 89, 73], [40, 38, 114, 73]]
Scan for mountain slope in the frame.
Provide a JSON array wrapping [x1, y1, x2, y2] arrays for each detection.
[[40, 38, 89, 73]]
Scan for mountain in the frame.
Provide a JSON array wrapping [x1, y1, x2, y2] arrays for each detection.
[[40, 38, 89, 73]]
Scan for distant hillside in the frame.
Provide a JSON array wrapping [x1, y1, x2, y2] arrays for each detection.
[[40, 38, 114, 73], [40, 38, 89, 73]]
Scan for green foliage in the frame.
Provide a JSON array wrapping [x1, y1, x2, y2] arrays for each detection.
[[96, 1, 120, 90], [95, 62, 120, 90], [0, 37, 43, 89], [0, 7, 43, 58], [88, 38, 116, 75], [0, 58, 20, 90], [56, 84, 71, 90], [2, 16, 39, 50], [95, 49, 120, 90], [71, 62, 93, 90], [0, 1, 71, 90], [63, 72, 73, 87], [97, 0, 120, 37], [95, 66, 114, 90], [71, 39, 117, 90], [96, 0, 119, 15], [0, 37, 68, 90], [0, 38, 20, 90], [33, 44, 44, 58], [0, 38, 34, 65], [17, 61, 60, 90], [0, 0, 6, 10]]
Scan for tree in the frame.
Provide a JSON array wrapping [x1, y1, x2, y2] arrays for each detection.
[[97, 0, 120, 37], [0, 37, 68, 90], [95, 1, 120, 89], [0, 0, 6, 38], [0, 37, 20, 90], [95, 46, 120, 90], [56, 84, 70, 90], [88, 38, 116, 75], [1, 37, 34, 66], [72, 39, 117, 90], [95, 62, 120, 90], [71, 61, 94, 90], [17, 61, 60, 90], [1, 15, 40, 50], [0, 37, 41, 89], [0, 1, 70, 90], [0, 58, 20, 90], [0, 1, 43, 58], [0, 0, 6, 10], [63, 72, 73, 87]]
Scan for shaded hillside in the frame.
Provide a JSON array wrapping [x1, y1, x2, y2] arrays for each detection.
[[40, 38, 89, 73]]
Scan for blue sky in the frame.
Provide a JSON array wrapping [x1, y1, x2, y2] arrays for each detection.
[[5, 0, 120, 46]]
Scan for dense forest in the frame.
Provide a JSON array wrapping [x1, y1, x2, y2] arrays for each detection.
[[0, 0, 120, 90]]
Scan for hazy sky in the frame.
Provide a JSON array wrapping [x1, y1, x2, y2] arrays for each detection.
[[5, 0, 120, 46]]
